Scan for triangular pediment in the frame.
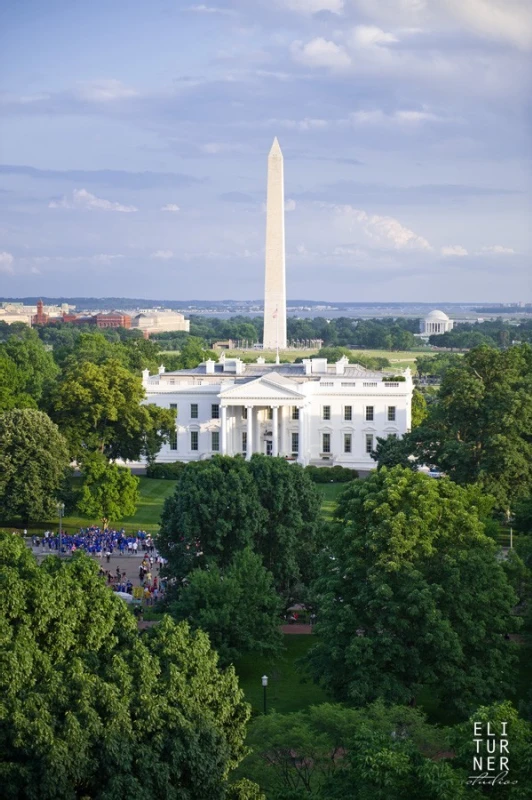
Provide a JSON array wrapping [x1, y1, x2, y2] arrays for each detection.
[[220, 373, 305, 403]]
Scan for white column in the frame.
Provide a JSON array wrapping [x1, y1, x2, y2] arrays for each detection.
[[272, 406, 279, 457], [280, 406, 287, 456], [221, 406, 227, 455], [246, 406, 253, 460], [297, 406, 305, 465]]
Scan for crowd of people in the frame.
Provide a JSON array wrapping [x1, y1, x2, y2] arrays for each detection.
[[29, 528, 167, 610], [32, 527, 157, 557]]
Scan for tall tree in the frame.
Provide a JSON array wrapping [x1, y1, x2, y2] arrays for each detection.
[[411, 388, 428, 428], [410, 344, 532, 509], [0, 533, 255, 800], [171, 548, 283, 665], [248, 455, 321, 598], [0, 327, 59, 406], [50, 359, 175, 462], [0, 409, 70, 521], [0, 355, 37, 411], [307, 467, 518, 715], [158, 456, 267, 578], [77, 452, 139, 525]]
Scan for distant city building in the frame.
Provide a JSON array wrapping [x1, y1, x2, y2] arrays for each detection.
[[130, 311, 190, 335], [142, 354, 413, 470], [95, 311, 132, 329], [420, 309, 454, 335], [32, 300, 49, 326]]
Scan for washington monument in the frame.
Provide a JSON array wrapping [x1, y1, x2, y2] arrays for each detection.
[[263, 137, 287, 350]]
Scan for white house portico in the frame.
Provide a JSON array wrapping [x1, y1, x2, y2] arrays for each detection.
[[142, 355, 414, 471]]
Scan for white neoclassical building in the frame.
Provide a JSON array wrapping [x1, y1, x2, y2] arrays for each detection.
[[142, 354, 413, 471], [420, 309, 454, 335]]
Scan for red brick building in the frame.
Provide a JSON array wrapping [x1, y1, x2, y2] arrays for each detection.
[[94, 311, 132, 329], [32, 299, 49, 326]]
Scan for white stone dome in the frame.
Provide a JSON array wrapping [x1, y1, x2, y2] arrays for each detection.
[[425, 309, 450, 322]]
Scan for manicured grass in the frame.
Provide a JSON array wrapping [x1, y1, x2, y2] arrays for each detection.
[[234, 635, 330, 714], [1, 477, 178, 536], [319, 483, 346, 519]]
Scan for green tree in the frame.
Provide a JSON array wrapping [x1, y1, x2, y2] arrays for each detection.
[[0, 327, 59, 406], [248, 455, 321, 598], [307, 467, 518, 715], [514, 498, 532, 535], [410, 345, 532, 509], [50, 359, 175, 462], [176, 336, 217, 369], [158, 456, 267, 578], [238, 701, 465, 800], [411, 387, 428, 428], [77, 453, 139, 525], [0, 409, 70, 521], [371, 435, 415, 471], [0, 533, 254, 800], [171, 548, 283, 665], [0, 355, 37, 411]]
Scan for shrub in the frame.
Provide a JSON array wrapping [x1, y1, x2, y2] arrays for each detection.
[[304, 465, 359, 483], [146, 461, 186, 480]]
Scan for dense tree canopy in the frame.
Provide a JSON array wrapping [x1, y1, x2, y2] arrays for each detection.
[[50, 359, 175, 462], [158, 456, 267, 577], [171, 548, 283, 665], [158, 456, 322, 599], [0, 328, 59, 405], [0, 533, 255, 800], [238, 701, 469, 800], [0, 409, 70, 521], [0, 355, 37, 411], [410, 344, 532, 509], [307, 467, 518, 715], [247, 455, 321, 597]]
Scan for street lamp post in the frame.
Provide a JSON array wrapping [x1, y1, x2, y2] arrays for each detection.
[[57, 502, 65, 555], [261, 674, 268, 715]]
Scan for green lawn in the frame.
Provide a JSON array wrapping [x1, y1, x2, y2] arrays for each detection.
[[2, 477, 178, 536], [319, 483, 346, 519], [234, 635, 330, 714]]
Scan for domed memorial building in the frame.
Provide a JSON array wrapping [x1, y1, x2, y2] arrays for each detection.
[[420, 309, 454, 335]]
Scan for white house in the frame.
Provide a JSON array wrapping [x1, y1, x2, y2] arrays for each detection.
[[142, 354, 413, 471]]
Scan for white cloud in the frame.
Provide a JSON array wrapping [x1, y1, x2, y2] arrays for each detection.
[[186, 4, 236, 14], [285, 199, 296, 211], [151, 250, 174, 260], [479, 244, 516, 254], [350, 108, 445, 125], [91, 254, 125, 264], [290, 38, 352, 70], [49, 189, 138, 213], [0, 251, 14, 273], [352, 0, 532, 50], [349, 25, 399, 48], [441, 245, 469, 256], [276, 0, 344, 13], [74, 79, 138, 102], [443, 0, 532, 51], [267, 117, 329, 130], [334, 205, 432, 250], [161, 204, 181, 212]]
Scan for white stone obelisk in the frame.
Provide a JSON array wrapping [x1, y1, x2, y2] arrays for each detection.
[[263, 137, 287, 351]]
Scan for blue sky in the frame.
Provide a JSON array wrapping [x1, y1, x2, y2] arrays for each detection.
[[0, 0, 530, 301]]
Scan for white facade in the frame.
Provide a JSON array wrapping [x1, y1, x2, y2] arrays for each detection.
[[420, 309, 454, 335], [131, 311, 190, 334], [142, 355, 413, 471], [263, 138, 287, 350]]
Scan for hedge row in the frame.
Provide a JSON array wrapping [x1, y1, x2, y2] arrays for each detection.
[[147, 460, 358, 484]]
